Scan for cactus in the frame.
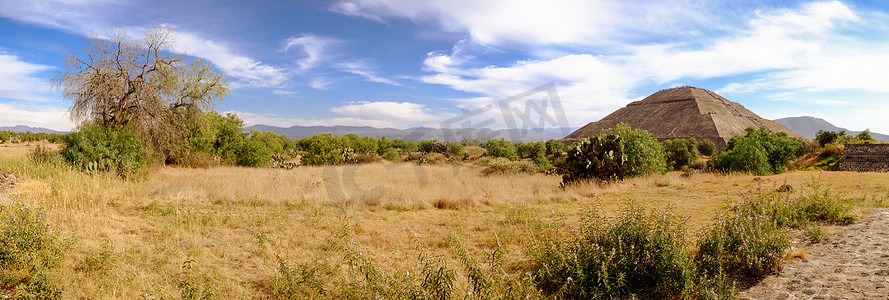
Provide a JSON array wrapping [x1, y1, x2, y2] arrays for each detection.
[[561, 134, 627, 185]]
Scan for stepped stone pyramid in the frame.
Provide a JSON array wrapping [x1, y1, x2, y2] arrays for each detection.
[[562, 86, 804, 152]]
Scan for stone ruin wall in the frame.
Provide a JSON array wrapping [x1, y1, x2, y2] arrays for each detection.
[[837, 144, 889, 172]]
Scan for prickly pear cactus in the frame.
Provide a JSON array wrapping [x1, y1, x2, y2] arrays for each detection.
[[561, 134, 627, 185]]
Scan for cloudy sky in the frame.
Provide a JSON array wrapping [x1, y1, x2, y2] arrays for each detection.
[[1, 0, 889, 134]]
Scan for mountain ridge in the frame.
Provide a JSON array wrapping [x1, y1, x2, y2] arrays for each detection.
[[0, 125, 67, 134], [774, 116, 889, 142]]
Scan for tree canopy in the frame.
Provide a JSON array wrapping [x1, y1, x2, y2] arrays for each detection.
[[52, 26, 229, 163]]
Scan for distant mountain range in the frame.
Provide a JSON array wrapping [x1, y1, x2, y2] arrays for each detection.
[[775, 116, 889, 141], [0, 125, 67, 134], [247, 124, 576, 142]]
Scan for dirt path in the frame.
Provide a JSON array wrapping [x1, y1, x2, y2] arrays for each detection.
[[740, 208, 889, 300]]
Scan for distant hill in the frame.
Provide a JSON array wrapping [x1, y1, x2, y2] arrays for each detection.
[[247, 124, 575, 142], [0, 125, 66, 134], [774, 116, 889, 141]]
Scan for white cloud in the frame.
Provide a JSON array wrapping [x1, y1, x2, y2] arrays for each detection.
[[330, 101, 437, 122], [411, 1, 889, 129], [173, 31, 289, 88], [334, 61, 403, 86], [282, 34, 344, 73], [0, 102, 72, 132], [226, 101, 445, 129], [0, 54, 57, 102], [0, 0, 121, 33], [331, 0, 727, 46], [310, 78, 334, 90]]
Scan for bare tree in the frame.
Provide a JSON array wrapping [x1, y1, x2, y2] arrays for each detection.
[[52, 26, 230, 162]]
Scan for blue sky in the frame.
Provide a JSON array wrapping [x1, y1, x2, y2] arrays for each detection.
[[2, 0, 889, 134]]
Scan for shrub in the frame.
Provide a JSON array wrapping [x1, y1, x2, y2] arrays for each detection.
[[711, 137, 770, 175], [475, 157, 541, 175], [697, 139, 716, 156], [0, 131, 10, 143], [711, 127, 806, 175], [0, 202, 64, 299], [663, 138, 698, 170], [483, 138, 519, 161], [815, 129, 838, 147], [856, 129, 875, 143], [545, 139, 564, 158], [696, 203, 789, 279], [561, 123, 665, 185], [447, 142, 464, 159], [599, 123, 666, 177], [531, 203, 693, 298], [61, 123, 147, 178], [561, 134, 626, 184], [236, 136, 273, 167]]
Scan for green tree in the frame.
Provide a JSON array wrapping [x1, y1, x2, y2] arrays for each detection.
[[856, 129, 875, 143], [0, 131, 10, 143], [52, 26, 229, 165], [697, 139, 716, 156], [544, 139, 564, 158], [663, 138, 698, 170], [712, 127, 806, 175], [815, 129, 838, 147]]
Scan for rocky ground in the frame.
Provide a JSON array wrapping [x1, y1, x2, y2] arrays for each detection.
[[0, 170, 21, 192], [740, 208, 889, 300]]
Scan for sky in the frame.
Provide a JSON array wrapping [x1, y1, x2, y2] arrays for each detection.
[[2, 0, 889, 134]]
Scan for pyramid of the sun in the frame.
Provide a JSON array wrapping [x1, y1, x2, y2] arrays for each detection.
[[562, 86, 805, 152]]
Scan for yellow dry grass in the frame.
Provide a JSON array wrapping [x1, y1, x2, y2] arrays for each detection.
[[1, 143, 888, 298]]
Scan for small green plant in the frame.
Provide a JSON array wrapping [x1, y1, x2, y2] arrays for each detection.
[[530, 202, 694, 299], [696, 201, 789, 279], [178, 259, 218, 300], [0, 201, 64, 299], [267, 257, 328, 299]]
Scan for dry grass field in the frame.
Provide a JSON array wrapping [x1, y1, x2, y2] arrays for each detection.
[[1, 142, 888, 298]]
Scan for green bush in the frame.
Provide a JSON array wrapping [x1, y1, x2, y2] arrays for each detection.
[[599, 123, 666, 177], [476, 157, 541, 175], [561, 123, 665, 184], [208, 112, 249, 164], [663, 138, 698, 170], [711, 127, 806, 175], [815, 129, 838, 147], [696, 204, 789, 279], [237, 136, 273, 167], [483, 138, 519, 161], [545, 139, 564, 158], [531, 203, 693, 299], [697, 139, 716, 156], [61, 123, 147, 178], [561, 134, 626, 184], [0, 202, 64, 299], [0, 131, 10, 143]]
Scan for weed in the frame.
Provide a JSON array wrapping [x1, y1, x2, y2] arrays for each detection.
[[266, 256, 328, 299], [0, 200, 64, 297], [530, 202, 694, 299], [178, 259, 218, 300]]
